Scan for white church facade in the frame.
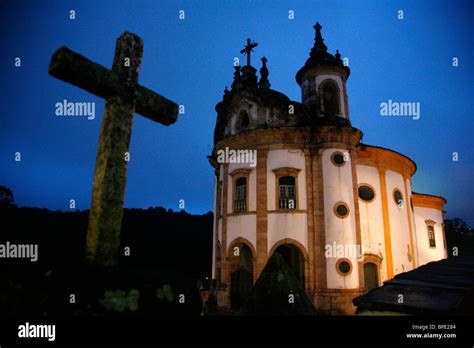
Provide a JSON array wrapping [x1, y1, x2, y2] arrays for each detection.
[[209, 23, 447, 315]]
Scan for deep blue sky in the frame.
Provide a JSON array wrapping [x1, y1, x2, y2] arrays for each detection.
[[0, 0, 472, 225]]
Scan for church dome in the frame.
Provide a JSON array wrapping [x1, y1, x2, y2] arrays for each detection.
[[213, 43, 309, 144], [213, 81, 308, 144]]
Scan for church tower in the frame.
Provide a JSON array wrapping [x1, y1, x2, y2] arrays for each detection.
[[209, 23, 447, 314], [296, 23, 351, 126]]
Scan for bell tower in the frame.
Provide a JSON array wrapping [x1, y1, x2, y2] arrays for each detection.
[[296, 23, 351, 125]]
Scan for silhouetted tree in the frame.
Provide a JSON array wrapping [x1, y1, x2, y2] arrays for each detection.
[[0, 185, 14, 207], [445, 218, 474, 256]]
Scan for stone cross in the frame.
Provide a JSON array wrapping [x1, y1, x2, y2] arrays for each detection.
[[240, 38, 258, 66], [48, 32, 179, 267]]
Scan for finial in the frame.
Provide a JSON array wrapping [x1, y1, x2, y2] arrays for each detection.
[[240, 38, 258, 67], [335, 49, 341, 60], [224, 86, 229, 96], [312, 22, 327, 52], [231, 65, 241, 89], [259, 56, 270, 90]]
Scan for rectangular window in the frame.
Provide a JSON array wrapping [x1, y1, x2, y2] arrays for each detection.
[[278, 176, 296, 210], [428, 225, 436, 248], [234, 177, 247, 213]]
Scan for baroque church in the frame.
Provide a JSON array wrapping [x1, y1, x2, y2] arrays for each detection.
[[208, 23, 447, 315]]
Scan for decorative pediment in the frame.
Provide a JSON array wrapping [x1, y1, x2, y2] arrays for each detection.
[[272, 167, 301, 176]]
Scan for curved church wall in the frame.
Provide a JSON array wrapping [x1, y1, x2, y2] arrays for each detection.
[[226, 162, 256, 214], [227, 214, 257, 252], [267, 149, 308, 253], [405, 178, 418, 267], [322, 148, 359, 289], [267, 149, 307, 210], [268, 213, 308, 253], [356, 164, 387, 282], [385, 170, 413, 274], [414, 206, 447, 265]]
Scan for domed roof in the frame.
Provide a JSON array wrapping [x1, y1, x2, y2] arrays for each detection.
[[295, 23, 350, 85], [213, 81, 309, 144], [212, 40, 312, 144]]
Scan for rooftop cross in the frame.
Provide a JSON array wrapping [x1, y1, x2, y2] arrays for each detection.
[[240, 38, 258, 66]]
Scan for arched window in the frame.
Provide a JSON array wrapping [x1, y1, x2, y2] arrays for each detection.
[[235, 110, 250, 131], [279, 176, 296, 209], [234, 177, 247, 212], [320, 81, 340, 115]]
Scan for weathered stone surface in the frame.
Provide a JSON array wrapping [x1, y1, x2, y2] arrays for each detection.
[[49, 32, 179, 267], [49, 44, 178, 125], [86, 95, 136, 266], [85, 32, 143, 267]]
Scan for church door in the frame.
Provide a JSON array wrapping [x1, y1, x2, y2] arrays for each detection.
[[364, 262, 379, 290], [274, 244, 305, 288], [230, 267, 252, 309], [230, 245, 253, 309]]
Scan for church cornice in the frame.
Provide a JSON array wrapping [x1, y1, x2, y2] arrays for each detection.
[[211, 126, 363, 161], [355, 143, 417, 178], [412, 192, 447, 210]]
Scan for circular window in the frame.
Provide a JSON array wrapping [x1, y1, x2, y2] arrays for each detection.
[[334, 202, 349, 218], [331, 152, 346, 166], [358, 185, 375, 202], [336, 259, 352, 276], [393, 189, 404, 207]]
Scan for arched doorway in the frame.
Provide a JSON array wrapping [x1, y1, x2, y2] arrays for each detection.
[[363, 262, 379, 290], [229, 243, 254, 309], [274, 244, 305, 287]]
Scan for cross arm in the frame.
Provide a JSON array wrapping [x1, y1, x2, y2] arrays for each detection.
[[48, 47, 178, 125]]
